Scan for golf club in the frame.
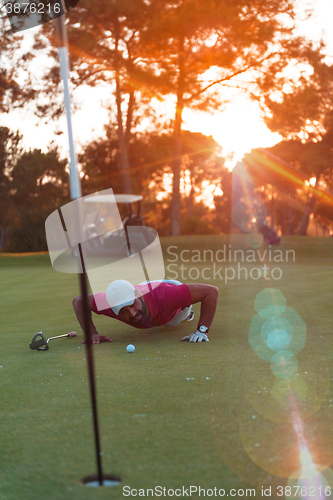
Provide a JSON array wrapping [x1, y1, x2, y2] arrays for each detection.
[[29, 331, 77, 351]]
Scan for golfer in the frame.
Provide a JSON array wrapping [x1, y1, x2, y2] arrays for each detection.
[[72, 279, 219, 344]]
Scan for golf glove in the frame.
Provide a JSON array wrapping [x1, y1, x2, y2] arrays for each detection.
[[181, 330, 209, 342]]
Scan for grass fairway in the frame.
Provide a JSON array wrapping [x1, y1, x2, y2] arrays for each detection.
[[0, 235, 333, 499]]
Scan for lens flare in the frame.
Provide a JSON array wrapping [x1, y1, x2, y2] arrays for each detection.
[[261, 317, 293, 346], [267, 329, 291, 351], [270, 351, 298, 378], [246, 232, 264, 249], [254, 288, 287, 319], [211, 287, 332, 490]]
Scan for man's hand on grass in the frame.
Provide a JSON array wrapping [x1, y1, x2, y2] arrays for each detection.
[[82, 333, 113, 344], [181, 331, 209, 342]]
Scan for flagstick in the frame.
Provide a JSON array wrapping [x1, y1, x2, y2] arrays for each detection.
[[55, 11, 104, 486]]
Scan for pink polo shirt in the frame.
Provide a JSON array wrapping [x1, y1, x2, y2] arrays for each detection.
[[92, 282, 192, 329]]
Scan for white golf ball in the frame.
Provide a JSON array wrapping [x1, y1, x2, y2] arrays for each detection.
[[126, 344, 135, 353]]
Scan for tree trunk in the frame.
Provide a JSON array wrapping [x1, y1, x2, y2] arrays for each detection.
[[125, 87, 135, 147], [298, 193, 317, 235], [186, 185, 194, 217], [282, 192, 286, 235], [115, 22, 132, 194], [288, 192, 295, 235], [271, 187, 275, 230], [170, 35, 185, 236], [170, 118, 182, 235]]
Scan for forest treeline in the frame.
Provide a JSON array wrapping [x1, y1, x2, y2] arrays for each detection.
[[1, 0, 333, 251]]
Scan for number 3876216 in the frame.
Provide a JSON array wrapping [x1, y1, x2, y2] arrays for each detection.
[[277, 485, 331, 497], [5, 2, 62, 14]]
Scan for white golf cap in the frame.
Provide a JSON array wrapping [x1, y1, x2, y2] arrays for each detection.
[[106, 280, 136, 315]]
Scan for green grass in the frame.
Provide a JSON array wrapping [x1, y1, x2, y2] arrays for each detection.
[[0, 235, 333, 499]]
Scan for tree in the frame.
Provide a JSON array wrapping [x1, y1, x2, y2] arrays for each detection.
[[0, 17, 22, 112], [263, 46, 333, 141], [35, 0, 326, 235], [142, 0, 326, 234], [79, 125, 122, 195], [78, 126, 171, 198], [0, 16, 37, 113], [148, 131, 224, 234], [243, 135, 333, 236], [79, 128, 224, 233], [179, 131, 222, 216], [265, 132, 333, 235], [213, 165, 233, 234], [36, 0, 158, 194], [258, 37, 333, 235], [7, 148, 68, 251], [0, 126, 23, 248]]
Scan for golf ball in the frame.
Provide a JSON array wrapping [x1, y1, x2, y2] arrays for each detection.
[[126, 344, 135, 353]]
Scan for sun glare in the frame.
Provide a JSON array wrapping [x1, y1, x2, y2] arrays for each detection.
[[183, 98, 282, 169]]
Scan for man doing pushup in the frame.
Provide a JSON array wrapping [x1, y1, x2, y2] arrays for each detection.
[[71, 279, 219, 344]]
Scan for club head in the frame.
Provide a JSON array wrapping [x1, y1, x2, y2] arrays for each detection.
[[29, 332, 49, 351]]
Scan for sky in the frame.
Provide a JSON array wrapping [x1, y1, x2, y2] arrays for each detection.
[[1, 0, 333, 167]]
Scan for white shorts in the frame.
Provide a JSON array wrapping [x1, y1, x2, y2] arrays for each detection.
[[165, 305, 192, 327]]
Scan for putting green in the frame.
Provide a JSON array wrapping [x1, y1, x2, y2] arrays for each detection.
[[0, 235, 332, 499]]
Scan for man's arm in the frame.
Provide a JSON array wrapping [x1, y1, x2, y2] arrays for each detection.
[[181, 283, 219, 342], [72, 294, 112, 344]]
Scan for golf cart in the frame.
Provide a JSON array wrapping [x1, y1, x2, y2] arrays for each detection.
[[80, 194, 156, 257]]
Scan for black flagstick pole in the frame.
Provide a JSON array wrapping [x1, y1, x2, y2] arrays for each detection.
[[54, 8, 104, 486]]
